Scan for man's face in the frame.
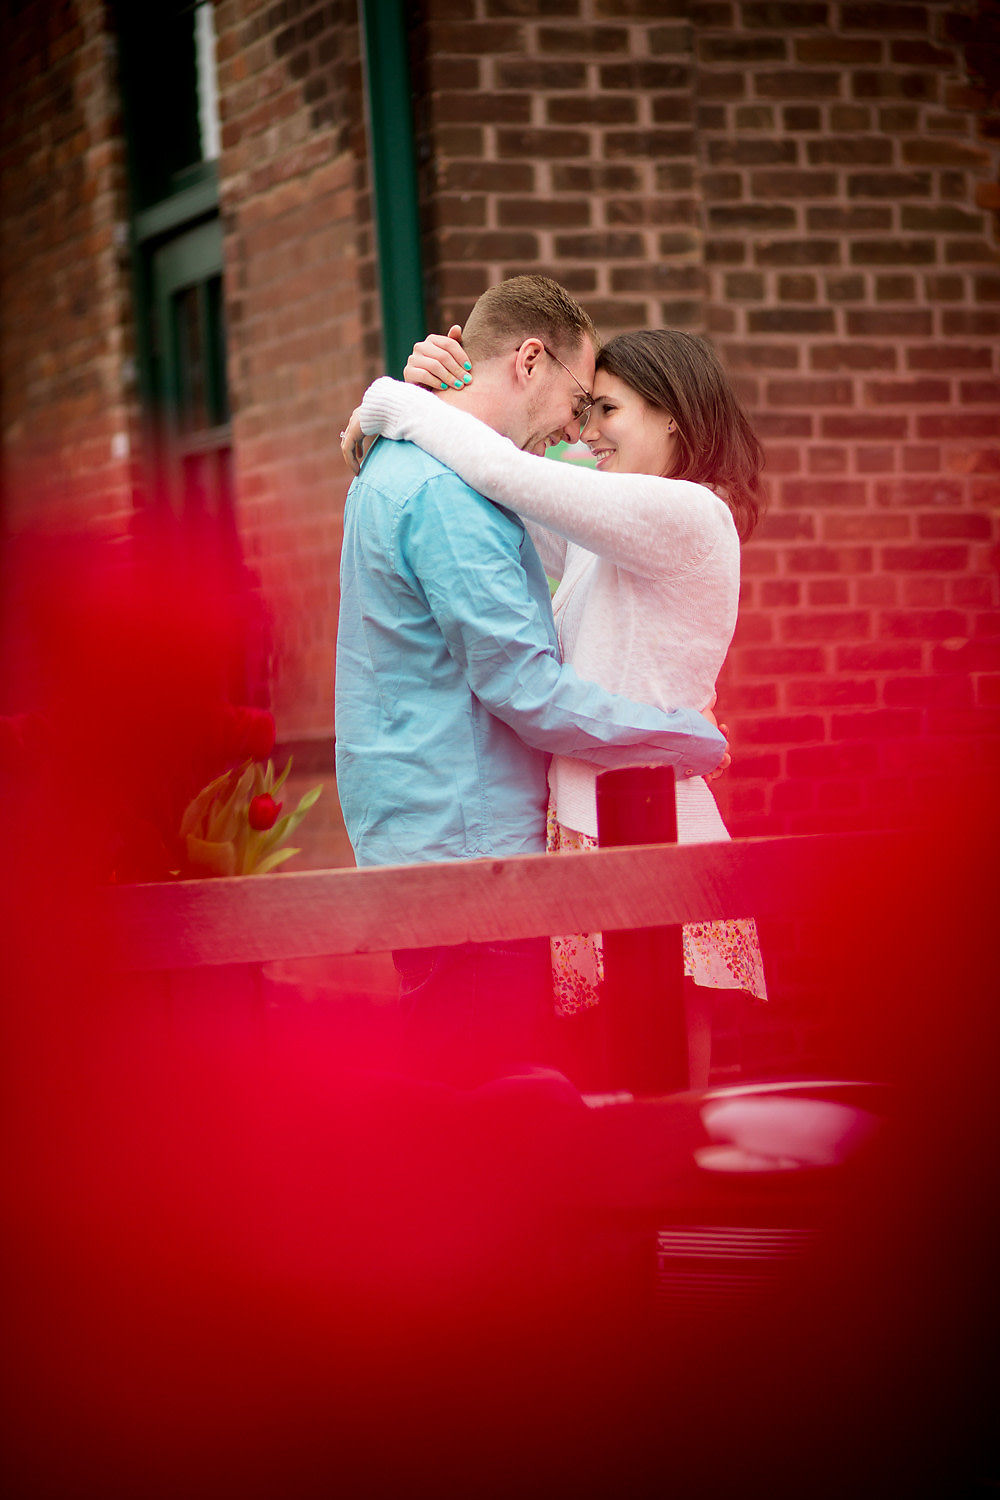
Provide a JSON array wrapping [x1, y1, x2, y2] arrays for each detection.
[[521, 338, 596, 456]]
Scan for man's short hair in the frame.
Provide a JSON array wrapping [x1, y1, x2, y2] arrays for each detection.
[[462, 275, 599, 363]]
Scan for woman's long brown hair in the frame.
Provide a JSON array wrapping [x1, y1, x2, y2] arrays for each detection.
[[597, 329, 765, 542]]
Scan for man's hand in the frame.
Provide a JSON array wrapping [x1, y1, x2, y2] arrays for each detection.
[[404, 326, 470, 390], [340, 408, 368, 477], [701, 695, 731, 782]]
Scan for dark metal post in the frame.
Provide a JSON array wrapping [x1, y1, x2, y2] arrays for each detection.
[[596, 765, 688, 1095]]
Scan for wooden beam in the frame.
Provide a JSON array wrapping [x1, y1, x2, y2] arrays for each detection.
[[103, 829, 942, 972]]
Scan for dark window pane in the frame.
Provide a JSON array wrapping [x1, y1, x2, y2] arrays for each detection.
[[173, 284, 207, 432], [207, 274, 230, 425], [115, 2, 203, 207]]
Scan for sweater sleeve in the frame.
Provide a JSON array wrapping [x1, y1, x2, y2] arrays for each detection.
[[524, 519, 567, 582], [358, 376, 732, 580], [390, 473, 726, 777]]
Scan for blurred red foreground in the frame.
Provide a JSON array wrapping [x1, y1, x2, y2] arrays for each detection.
[[1, 530, 996, 1497]]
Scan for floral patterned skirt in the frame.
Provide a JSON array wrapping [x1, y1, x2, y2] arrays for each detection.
[[546, 806, 768, 1018]]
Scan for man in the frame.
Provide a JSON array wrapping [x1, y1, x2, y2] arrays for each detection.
[[335, 276, 725, 1082]]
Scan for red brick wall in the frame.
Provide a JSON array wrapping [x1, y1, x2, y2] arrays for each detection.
[[410, 2, 704, 333], [695, 1, 1000, 836], [0, 0, 139, 532], [3, 1, 997, 863], [214, 0, 376, 746], [413, 0, 1000, 837]]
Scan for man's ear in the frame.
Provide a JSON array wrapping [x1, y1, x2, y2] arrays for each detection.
[[514, 338, 544, 381]]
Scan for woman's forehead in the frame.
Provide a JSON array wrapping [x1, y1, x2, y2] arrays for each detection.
[[593, 370, 637, 401]]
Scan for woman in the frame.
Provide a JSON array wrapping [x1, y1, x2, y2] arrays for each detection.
[[342, 327, 767, 1076]]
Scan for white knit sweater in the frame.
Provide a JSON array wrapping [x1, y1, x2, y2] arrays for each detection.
[[358, 377, 742, 844]]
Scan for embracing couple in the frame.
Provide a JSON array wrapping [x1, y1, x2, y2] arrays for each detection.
[[335, 275, 766, 1087]]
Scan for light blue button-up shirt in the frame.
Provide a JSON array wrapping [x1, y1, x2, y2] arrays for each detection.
[[335, 437, 725, 867]]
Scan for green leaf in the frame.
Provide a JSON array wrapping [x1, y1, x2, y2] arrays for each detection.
[[272, 755, 294, 796], [180, 767, 234, 839], [244, 760, 263, 798], [249, 807, 293, 852], [207, 763, 255, 843], [238, 826, 272, 875], [253, 846, 299, 875], [206, 799, 240, 846], [179, 788, 208, 840], [264, 783, 321, 847], [185, 834, 238, 878], [282, 785, 321, 823]]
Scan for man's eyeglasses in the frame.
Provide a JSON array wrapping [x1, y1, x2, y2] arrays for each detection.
[[515, 343, 593, 426], [542, 344, 593, 426]]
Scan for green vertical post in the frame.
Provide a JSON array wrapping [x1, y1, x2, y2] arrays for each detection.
[[358, 0, 427, 376]]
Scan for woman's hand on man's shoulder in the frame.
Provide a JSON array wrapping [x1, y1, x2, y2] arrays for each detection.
[[404, 326, 471, 391]]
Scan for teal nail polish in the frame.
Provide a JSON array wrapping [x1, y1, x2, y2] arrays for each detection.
[[463, 374, 471, 384], [454, 380, 463, 388], [441, 382, 448, 389], [464, 361, 472, 371]]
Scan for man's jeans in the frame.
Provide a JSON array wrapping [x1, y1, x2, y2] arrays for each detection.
[[392, 936, 553, 1086]]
